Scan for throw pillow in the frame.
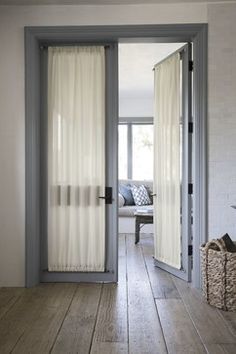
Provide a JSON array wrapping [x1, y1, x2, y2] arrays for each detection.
[[119, 184, 135, 205], [118, 193, 125, 208], [144, 185, 154, 203], [131, 185, 152, 206]]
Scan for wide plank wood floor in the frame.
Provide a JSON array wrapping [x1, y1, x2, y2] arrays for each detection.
[[0, 234, 236, 354]]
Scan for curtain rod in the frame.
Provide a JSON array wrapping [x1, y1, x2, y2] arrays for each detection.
[[40, 44, 111, 50]]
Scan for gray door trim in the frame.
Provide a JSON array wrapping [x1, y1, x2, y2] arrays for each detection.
[[192, 25, 208, 288], [25, 24, 207, 288]]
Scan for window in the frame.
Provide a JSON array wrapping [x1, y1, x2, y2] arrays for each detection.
[[118, 125, 128, 179], [118, 119, 153, 181], [132, 125, 153, 180]]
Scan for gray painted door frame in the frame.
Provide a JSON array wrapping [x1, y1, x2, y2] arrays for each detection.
[[25, 24, 207, 288]]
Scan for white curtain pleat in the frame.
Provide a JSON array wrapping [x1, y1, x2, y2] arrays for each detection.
[[48, 46, 105, 272], [153, 53, 181, 269]]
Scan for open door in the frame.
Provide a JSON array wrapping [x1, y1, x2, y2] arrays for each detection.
[[153, 43, 192, 281], [40, 44, 118, 282]]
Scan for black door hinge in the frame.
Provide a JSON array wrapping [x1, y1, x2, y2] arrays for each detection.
[[188, 183, 193, 195], [188, 245, 193, 256], [189, 60, 194, 72], [188, 122, 193, 133]]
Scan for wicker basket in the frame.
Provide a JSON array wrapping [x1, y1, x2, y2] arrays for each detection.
[[200, 239, 236, 311]]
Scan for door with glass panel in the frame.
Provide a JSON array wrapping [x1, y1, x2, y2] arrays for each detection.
[[153, 43, 192, 281], [40, 44, 118, 282]]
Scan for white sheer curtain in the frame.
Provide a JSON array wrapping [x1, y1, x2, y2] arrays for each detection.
[[47, 46, 105, 272], [153, 53, 181, 269]]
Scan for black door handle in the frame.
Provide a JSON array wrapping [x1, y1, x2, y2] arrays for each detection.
[[99, 187, 113, 204]]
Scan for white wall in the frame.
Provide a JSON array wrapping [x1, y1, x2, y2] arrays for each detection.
[[0, 2, 235, 286], [119, 97, 154, 117], [208, 3, 236, 240]]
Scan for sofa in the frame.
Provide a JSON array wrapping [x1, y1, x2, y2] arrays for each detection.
[[118, 179, 154, 234]]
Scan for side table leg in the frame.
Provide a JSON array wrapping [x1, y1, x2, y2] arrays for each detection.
[[135, 218, 140, 244]]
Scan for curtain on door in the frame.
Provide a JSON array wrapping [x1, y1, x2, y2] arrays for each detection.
[[47, 46, 105, 272], [153, 53, 181, 269]]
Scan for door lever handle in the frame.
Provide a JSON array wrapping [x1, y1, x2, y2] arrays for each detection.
[[98, 187, 113, 204], [151, 193, 157, 197]]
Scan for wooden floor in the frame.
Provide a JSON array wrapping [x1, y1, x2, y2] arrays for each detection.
[[1, 235, 236, 354]]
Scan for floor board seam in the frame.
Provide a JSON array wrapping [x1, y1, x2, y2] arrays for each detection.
[[10, 328, 27, 353], [89, 282, 104, 354], [49, 284, 78, 354], [125, 234, 130, 354], [171, 277, 208, 352], [216, 309, 236, 339], [140, 242, 169, 354], [0, 294, 22, 321]]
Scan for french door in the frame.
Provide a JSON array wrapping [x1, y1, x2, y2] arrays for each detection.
[[153, 43, 192, 281], [40, 43, 118, 282]]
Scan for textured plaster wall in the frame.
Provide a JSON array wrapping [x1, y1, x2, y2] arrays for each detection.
[[208, 3, 236, 240]]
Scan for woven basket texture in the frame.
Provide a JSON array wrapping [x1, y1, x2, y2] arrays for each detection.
[[200, 240, 236, 311]]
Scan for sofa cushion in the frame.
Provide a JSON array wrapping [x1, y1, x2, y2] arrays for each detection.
[[119, 205, 153, 217], [119, 205, 138, 217]]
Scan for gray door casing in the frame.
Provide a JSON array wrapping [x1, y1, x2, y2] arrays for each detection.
[[25, 24, 207, 288]]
